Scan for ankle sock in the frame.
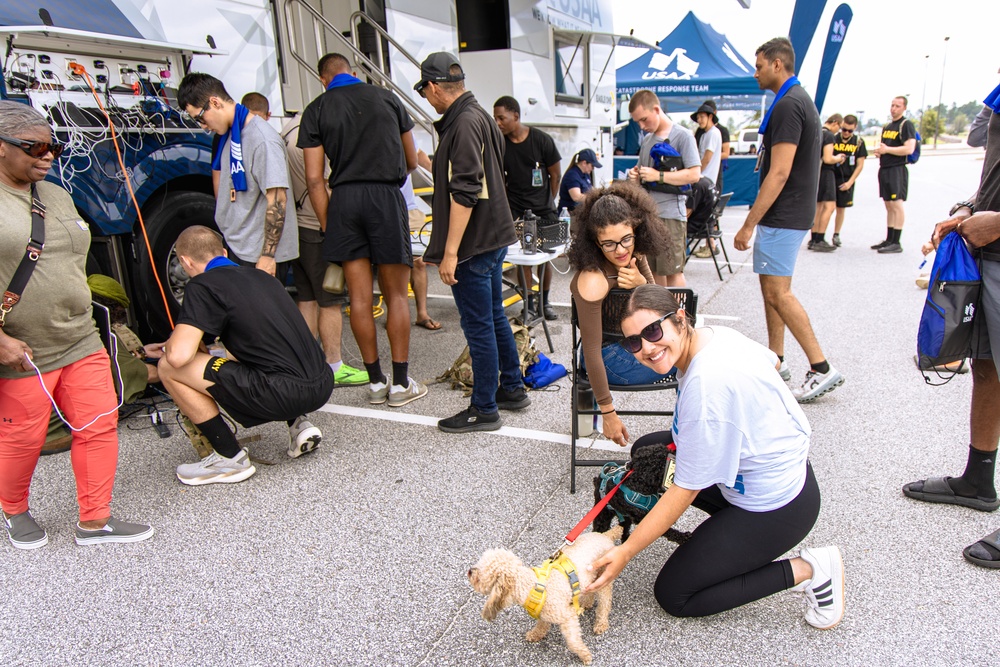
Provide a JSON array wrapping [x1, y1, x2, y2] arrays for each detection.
[[890, 228, 902, 243], [810, 360, 831, 375], [392, 361, 409, 388], [778, 355, 784, 363], [329, 360, 342, 374], [195, 415, 241, 459], [949, 445, 998, 499], [364, 359, 386, 386], [884, 227, 892, 242]]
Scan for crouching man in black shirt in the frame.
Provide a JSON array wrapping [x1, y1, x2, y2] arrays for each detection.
[[149, 226, 334, 486]]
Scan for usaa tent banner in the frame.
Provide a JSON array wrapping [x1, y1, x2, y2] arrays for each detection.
[[616, 11, 765, 111]]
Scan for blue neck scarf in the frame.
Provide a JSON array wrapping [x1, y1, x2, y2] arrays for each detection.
[[985, 83, 1000, 114], [759, 76, 801, 136], [327, 73, 363, 90], [211, 103, 250, 193], [206, 256, 239, 271]]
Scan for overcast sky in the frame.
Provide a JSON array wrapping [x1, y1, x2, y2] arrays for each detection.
[[612, 0, 998, 126]]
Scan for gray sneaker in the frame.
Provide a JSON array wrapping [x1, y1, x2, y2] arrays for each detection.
[[388, 378, 428, 407], [288, 416, 322, 458], [778, 361, 792, 382], [368, 382, 389, 405], [4, 510, 48, 550], [176, 448, 256, 486], [75, 517, 154, 546]]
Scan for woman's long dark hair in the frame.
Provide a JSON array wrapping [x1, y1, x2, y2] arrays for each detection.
[[624, 284, 695, 328], [567, 181, 670, 273]]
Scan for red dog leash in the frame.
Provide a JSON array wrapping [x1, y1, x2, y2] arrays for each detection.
[[549, 469, 633, 559]]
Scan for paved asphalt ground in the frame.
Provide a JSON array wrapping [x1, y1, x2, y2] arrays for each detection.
[[3, 148, 997, 666]]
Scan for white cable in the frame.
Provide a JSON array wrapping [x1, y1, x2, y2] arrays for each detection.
[[23, 334, 125, 433]]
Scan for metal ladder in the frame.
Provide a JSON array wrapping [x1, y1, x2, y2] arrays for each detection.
[[280, 0, 437, 152]]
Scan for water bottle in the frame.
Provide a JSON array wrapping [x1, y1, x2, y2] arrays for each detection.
[[521, 209, 537, 254], [558, 206, 570, 244]]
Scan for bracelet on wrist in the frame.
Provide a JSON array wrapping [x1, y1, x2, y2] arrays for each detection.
[[601, 408, 616, 415]]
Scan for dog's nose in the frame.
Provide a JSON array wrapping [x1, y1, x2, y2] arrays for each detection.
[[467, 568, 473, 577]]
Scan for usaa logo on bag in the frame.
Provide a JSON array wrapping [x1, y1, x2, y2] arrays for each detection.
[[963, 302, 976, 324]]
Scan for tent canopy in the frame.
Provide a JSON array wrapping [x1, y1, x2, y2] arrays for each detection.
[[616, 11, 766, 112]]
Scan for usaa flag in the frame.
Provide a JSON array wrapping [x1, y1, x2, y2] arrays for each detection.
[[814, 4, 853, 114]]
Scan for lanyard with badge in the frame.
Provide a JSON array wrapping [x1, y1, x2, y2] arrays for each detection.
[[531, 161, 544, 187], [754, 75, 800, 173]]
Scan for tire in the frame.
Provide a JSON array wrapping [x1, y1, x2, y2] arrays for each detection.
[[134, 191, 217, 340]]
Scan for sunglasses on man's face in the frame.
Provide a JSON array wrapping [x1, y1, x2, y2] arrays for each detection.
[[0, 135, 65, 159], [840, 128, 854, 135], [619, 311, 676, 354]]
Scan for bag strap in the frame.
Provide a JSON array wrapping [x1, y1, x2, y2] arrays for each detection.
[[1, 183, 46, 328]]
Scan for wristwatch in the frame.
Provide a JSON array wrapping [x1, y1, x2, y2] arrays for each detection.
[[658, 171, 664, 184], [950, 201, 975, 216]]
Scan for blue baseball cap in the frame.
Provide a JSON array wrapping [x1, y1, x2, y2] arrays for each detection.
[[577, 148, 603, 168]]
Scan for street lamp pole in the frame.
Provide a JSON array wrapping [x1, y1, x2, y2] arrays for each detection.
[[920, 54, 929, 136], [934, 37, 950, 149]]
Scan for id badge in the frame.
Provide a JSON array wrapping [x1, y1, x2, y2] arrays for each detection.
[[661, 450, 677, 491], [849, 155, 856, 167], [531, 167, 543, 187], [754, 148, 764, 173]]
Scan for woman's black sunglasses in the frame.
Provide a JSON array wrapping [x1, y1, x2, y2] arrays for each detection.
[[0, 135, 65, 159], [619, 311, 676, 354]]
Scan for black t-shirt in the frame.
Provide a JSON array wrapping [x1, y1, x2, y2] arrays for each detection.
[[178, 265, 327, 379], [503, 128, 561, 220], [832, 131, 868, 181], [759, 85, 821, 230], [297, 83, 415, 188], [821, 128, 837, 173], [977, 111, 1000, 256], [879, 117, 916, 169], [685, 176, 717, 234]]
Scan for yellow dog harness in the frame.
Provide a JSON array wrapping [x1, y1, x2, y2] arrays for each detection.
[[523, 552, 583, 619]]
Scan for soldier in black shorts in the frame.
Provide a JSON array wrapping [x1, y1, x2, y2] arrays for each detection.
[[809, 114, 844, 252], [831, 114, 867, 246], [872, 96, 917, 254], [151, 227, 334, 486]]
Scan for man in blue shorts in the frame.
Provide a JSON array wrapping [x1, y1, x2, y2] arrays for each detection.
[[734, 37, 844, 402]]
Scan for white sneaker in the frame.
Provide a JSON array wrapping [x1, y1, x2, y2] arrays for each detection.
[[387, 378, 428, 407], [288, 416, 322, 458], [792, 367, 844, 403], [793, 546, 845, 629], [176, 448, 256, 486], [778, 361, 791, 382]]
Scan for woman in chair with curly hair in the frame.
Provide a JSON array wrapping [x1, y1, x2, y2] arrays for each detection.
[[568, 181, 672, 447]]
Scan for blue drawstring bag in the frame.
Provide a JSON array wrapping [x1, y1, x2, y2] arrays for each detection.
[[646, 140, 692, 195], [524, 353, 567, 388], [916, 231, 980, 383]]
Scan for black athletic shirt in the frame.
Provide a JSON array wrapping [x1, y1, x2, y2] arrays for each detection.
[[178, 265, 327, 379], [821, 128, 838, 173], [759, 85, 821, 230], [502, 128, 561, 221], [879, 117, 916, 169], [832, 132, 868, 181], [976, 111, 1000, 257], [297, 83, 415, 189]]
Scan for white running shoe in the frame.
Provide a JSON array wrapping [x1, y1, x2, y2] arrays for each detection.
[[792, 367, 844, 403], [176, 448, 256, 486], [793, 545, 845, 629], [778, 361, 791, 382], [288, 416, 322, 458]]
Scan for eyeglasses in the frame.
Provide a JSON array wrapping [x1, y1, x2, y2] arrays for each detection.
[[0, 135, 65, 159], [597, 234, 635, 253], [619, 312, 676, 354], [187, 101, 211, 125], [415, 81, 430, 98]]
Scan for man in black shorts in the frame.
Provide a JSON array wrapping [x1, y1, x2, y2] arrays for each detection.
[[809, 114, 844, 252], [298, 53, 426, 408], [872, 96, 917, 254], [831, 114, 867, 246], [152, 227, 334, 486]]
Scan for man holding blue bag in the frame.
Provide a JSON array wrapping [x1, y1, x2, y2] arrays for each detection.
[[903, 96, 1000, 569]]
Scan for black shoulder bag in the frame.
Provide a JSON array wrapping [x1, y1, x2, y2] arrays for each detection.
[[0, 184, 46, 329]]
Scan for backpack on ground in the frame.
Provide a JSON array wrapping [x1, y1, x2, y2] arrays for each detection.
[[916, 231, 979, 384], [437, 317, 539, 395]]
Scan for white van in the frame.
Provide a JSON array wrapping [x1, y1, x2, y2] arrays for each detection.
[[733, 127, 761, 155]]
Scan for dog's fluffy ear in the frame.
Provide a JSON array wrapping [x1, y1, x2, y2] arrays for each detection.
[[482, 571, 512, 622]]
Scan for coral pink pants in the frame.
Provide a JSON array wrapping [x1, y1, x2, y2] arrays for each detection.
[[0, 350, 119, 522]]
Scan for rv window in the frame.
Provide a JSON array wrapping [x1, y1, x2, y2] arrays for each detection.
[[554, 33, 586, 105]]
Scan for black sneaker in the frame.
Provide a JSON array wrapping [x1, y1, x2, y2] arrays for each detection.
[[877, 242, 903, 254], [542, 302, 558, 321], [438, 406, 502, 433], [812, 240, 837, 252], [496, 385, 531, 410], [807, 240, 815, 250], [870, 239, 889, 250]]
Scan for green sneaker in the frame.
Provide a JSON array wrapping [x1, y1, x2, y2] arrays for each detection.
[[334, 363, 369, 386]]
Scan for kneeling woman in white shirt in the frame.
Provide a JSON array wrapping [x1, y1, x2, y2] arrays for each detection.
[[584, 284, 845, 629]]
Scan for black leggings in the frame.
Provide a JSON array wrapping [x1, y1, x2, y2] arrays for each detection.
[[631, 431, 820, 617]]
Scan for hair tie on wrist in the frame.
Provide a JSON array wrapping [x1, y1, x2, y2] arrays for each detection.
[[601, 408, 615, 415]]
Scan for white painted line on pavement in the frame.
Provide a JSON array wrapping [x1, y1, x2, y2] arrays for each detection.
[[700, 314, 741, 321]]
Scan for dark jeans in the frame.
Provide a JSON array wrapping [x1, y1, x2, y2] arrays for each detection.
[[451, 247, 523, 413]]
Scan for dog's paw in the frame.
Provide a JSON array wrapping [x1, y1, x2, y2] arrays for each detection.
[[593, 619, 609, 635], [575, 648, 593, 665], [525, 628, 546, 643]]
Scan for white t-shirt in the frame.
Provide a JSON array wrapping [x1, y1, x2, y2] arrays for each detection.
[[698, 126, 722, 186], [671, 326, 811, 512]]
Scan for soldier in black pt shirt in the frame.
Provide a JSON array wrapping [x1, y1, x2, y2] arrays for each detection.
[[493, 96, 562, 320], [808, 114, 845, 252], [152, 227, 334, 486], [831, 114, 867, 246], [872, 96, 917, 254]]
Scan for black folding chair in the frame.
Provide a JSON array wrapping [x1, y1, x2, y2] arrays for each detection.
[[685, 191, 733, 281], [569, 287, 698, 492]]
